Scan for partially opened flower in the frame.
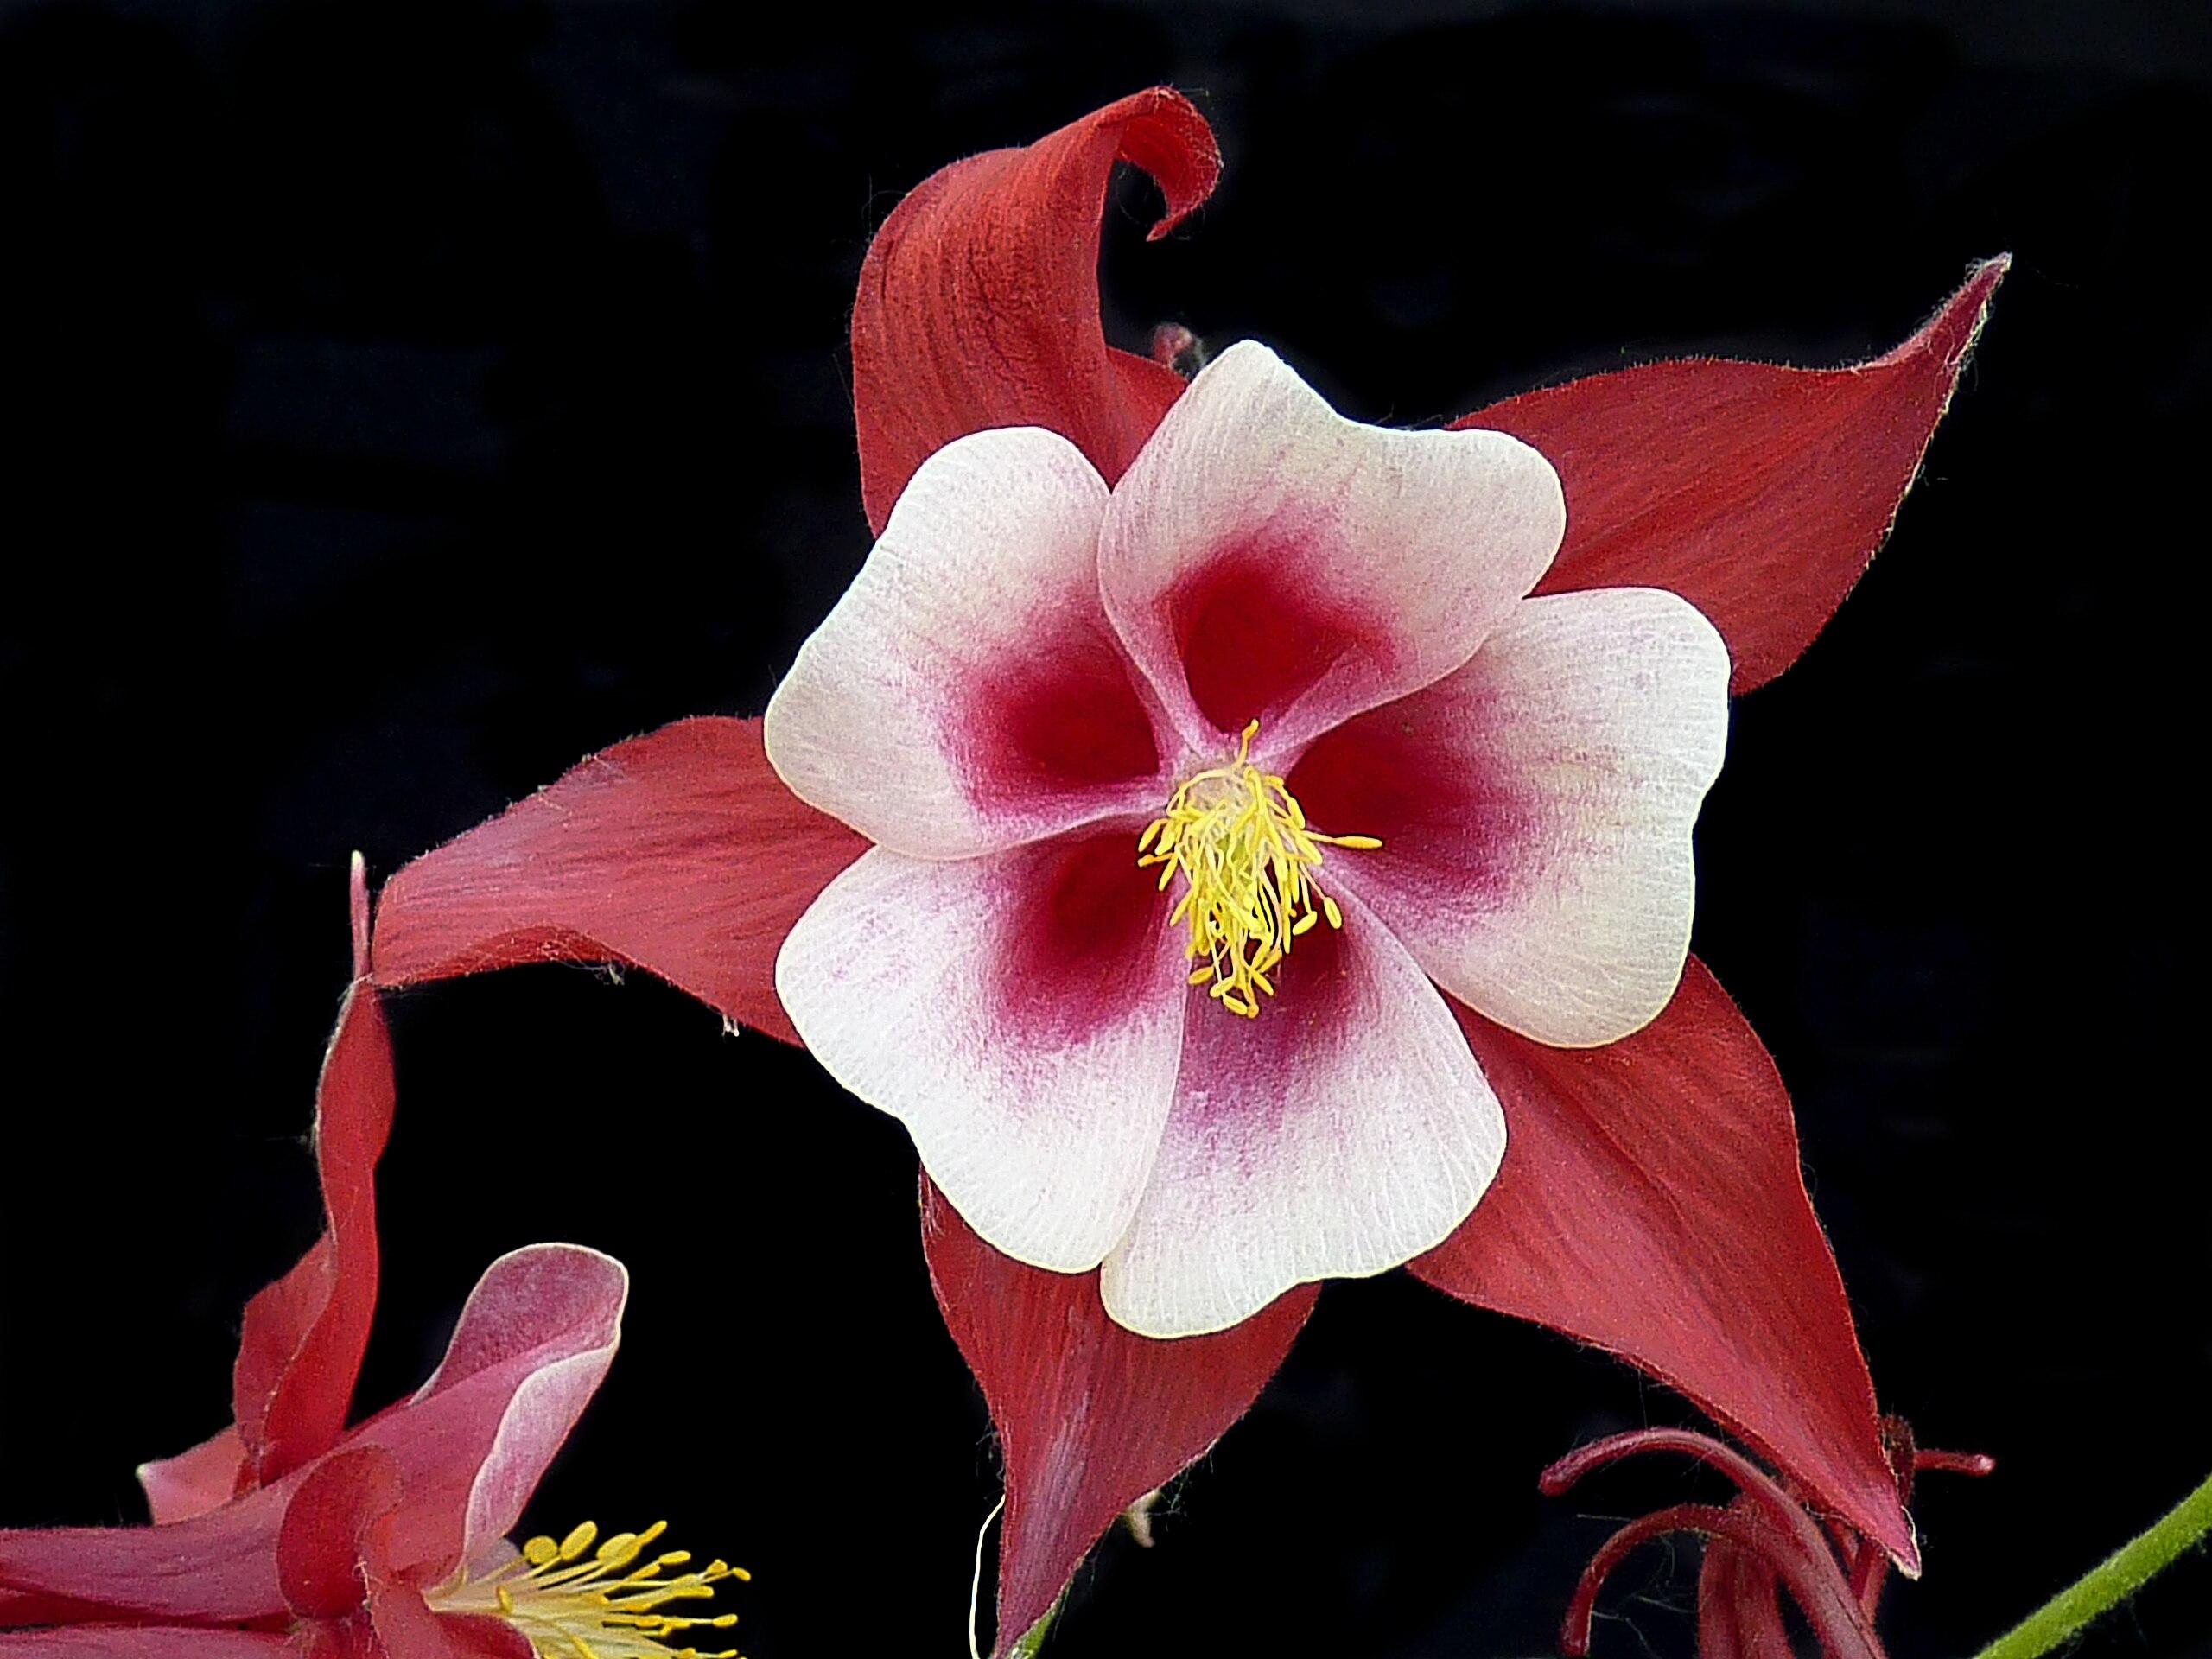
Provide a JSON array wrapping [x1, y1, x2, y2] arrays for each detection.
[[763, 339, 1726, 1338], [364, 89, 2004, 1652], [0, 862, 744, 1659]]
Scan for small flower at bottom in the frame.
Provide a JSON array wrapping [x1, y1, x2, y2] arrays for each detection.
[[0, 866, 747, 1659]]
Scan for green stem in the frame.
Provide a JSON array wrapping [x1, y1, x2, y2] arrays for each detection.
[[1973, 1468, 2212, 1659], [1009, 1592, 1065, 1658]]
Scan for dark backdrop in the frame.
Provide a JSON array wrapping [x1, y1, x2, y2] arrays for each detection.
[[3, 3, 2209, 1656]]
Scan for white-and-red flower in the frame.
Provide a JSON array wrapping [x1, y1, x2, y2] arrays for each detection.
[[363, 88, 2005, 1654], [763, 340, 1729, 1338]]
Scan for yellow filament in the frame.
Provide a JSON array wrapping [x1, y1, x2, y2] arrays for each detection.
[[428, 1520, 749, 1659], [1138, 721, 1379, 1018]]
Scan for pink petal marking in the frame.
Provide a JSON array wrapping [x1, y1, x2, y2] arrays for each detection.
[[766, 427, 1167, 859], [1101, 888, 1504, 1337], [778, 836, 1186, 1273], [1294, 587, 1729, 1047], [1101, 342, 1566, 758]]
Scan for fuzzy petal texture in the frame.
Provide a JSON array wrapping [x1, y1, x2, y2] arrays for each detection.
[[0, 1481, 294, 1624], [852, 88, 1218, 533], [1101, 342, 1566, 756], [923, 1181, 1317, 1656], [0, 1632, 296, 1656], [137, 1427, 248, 1528], [1468, 259, 2006, 695], [778, 837, 1185, 1272], [371, 717, 866, 1045], [1412, 961, 1910, 1565], [766, 429, 1166, 857], [370, 1244, 628, 1573], [1101, 890, 1506, 1337], [1294, 588, 1730, 1047]]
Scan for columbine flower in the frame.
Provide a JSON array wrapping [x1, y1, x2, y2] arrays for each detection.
[[0, 863, 743, 1659], [761, 335, 1726, 1339], [364, 89, 2003, 1652], [1541, 1422, 1994, 1659]]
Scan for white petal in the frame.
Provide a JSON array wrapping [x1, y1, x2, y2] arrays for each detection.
[[765, 427, 1168, 859], [1098, 341, 1565, 760], [1299, 588, 1731, 1047], [1098, 889, 1505, 1337], [776, 836, 1187, 1271]]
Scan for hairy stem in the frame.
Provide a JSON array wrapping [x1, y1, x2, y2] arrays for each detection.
[[1974, 1469, 2212, 1659]]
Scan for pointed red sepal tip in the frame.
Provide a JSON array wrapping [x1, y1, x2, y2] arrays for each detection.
[[348, 851, 371, 982], [1465, 257, 2010, 695], [920, 1182, 1315, 1654], [1414, 962, 1912, 1567]]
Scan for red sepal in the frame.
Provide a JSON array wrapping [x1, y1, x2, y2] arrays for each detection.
[[922, 1181, 1315, 1655], [138, 861, 394, 1518], [0, 1633, 296, 1656], [1412, 958, 1912, 1567], [852, 87, 1218, 534], [369, 717, 866, 1045], [235, 861, 393, 1488], [1460, 259, 2007, 694]]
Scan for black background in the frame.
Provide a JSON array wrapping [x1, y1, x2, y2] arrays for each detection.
[[3, 3, 2209, 1656]]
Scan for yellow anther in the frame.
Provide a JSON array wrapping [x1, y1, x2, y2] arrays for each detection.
[[1137, 721, 1377, 1018], [428, 1520, 747, 1659]]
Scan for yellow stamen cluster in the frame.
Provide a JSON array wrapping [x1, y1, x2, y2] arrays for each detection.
[[429, 1520, 748, 1659], [1138, 721, 1380, 1018]]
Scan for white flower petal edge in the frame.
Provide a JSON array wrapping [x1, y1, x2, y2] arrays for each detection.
[[765, 425, 1161, 860], [1098, 886, 1507, 1338], [1325, 588, 1732, 1048], [1099, 340, 1567, 759], [774, 840, 1188, 1273]]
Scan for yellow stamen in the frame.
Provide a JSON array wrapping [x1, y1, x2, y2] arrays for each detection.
[[429, 1520, 749, 1659], [1137, 721, 1379, 1018]]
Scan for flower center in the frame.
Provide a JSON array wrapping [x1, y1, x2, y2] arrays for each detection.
[[427, 1520, 747, 1659], [1138, 720, 1380, 1019]]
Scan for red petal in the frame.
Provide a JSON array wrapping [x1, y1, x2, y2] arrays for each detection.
[[922, 1180, 1314, 1654], [1411, 958, 1912, 1567], [0, 1483, 293, 1623], [355, 1243, 626, 1577], [369, 717, 866, 1045], [852, 88, 1218, 533], [137, 1427, 248, 1527], [235, 959, 394, 1485], [1459, 260, 2006, 694], [277, 1448, 402, 1619], [0, 1633, 296, 1656]]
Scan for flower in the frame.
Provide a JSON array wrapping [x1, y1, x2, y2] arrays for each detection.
[[363, 89, 2003, 1654], [761, 335, 1727, 1340], [1539, 1422, 1994, 1659], [0, 861, 743, 1659]]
